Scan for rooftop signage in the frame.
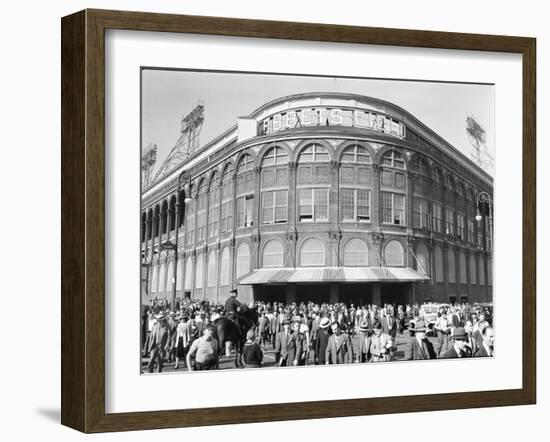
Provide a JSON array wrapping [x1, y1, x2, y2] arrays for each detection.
[[259, 106, 406, 138]]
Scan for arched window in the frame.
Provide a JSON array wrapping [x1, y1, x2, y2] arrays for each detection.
[[195, 253, 204, 289], [185, 183, 195, 245], [381, 149, 405, 169], [341, 144, 372, 164], [434, 246, 444, 282], [459, 252, 467, 283], [236, 154, 254, 195], [147, 209, 153, 240], [343, 238, 368, 266], [236, 155, 254, 228], [177, 190, 185, 227], [160, 201, 168, 235], [261, 147, 288, 225], [448, 249, 456, 283], [220, 248, 231, 286], [297, 144, 330, 222], [381, 150, 406, 225], [415, 243, 430, 276], [236, 243, 251, 278], [141, 212, 147, 242], [469, 254, 477, 285], [196, 179, 208, 241], [184, 256, 193, 290], [168, 196, 176, 231], [220, 164, 234, 233], [384, 240, 404, 266], [412, 156, 429, 177], [208, 171, 220, 238], [299, 238, 325, 266], [478, 257, 485, 285], [340, 145, 372, 222], [433, 167, 443, 184], [457, 182, 466, 198], [207, 250, 217, 287], [153, 205, 160, 238], [447, 174, 455, 192], [262, 240, 284, 268]]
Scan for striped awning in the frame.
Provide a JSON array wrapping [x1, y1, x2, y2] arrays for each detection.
[[238, 267, 429, 285]]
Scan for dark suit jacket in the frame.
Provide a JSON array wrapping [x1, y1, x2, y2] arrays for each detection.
[[147, 321, 170, 353], [405, 337, 437, 360], [442, 346, 468, 359], [474, 344, 493, 357], [314, 329, 331, 364], [275, 330, 295, 365], [326, 333, 354, 364]]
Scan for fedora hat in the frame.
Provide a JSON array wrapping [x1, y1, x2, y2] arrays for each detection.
[[358, 319, 370, 332], [319, 317, 331, 329]]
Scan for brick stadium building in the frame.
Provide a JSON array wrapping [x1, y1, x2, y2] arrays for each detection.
[[141, 92, 493, 307]]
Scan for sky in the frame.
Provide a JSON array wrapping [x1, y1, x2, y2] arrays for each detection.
[[142, 69, 494, 176]]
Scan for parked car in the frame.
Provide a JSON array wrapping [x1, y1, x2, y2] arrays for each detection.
[[409, 303, 450, 336]]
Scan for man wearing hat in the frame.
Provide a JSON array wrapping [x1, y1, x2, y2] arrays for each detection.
[[441, 327, 471, 358], [225, 288, 243, 319], [357, 319, 373, 363], [325, 321, 354, 365], [274, 315, 293, 366], [404, 320, 437, 360], [146, 313, 171, 373], [314, 317, 332, 365]]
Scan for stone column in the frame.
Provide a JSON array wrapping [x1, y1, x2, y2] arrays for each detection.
[[287, 161, 297, 228], [285, 230, 298, 268], [406, 170, 415, 235], [329, 160, 340, 229], [372, 163, 381, 227]]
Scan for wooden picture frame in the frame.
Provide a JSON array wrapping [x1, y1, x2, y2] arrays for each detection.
[[61, 9, 536, 433]]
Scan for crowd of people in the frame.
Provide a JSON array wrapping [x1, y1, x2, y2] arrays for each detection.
[[141, 293, 494, 373]]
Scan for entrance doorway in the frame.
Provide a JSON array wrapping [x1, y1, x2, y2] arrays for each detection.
[[254, 284, 286, 303], [296, 284, 330, 304], [381, 283, 411, 306], [340, 284, 373, 306]]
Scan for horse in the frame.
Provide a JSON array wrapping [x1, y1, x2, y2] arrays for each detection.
[[213, 306, 258, 368]]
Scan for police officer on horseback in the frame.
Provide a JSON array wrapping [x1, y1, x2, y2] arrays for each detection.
[[225, 288, 243, 319]]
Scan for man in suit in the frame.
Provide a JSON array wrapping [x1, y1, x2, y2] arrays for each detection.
[[441, 327, 470, 359], [146, 313, 171, 373], [404, 320, 437, 360], [474, 326, 494, 357], [369, 320, 395, 362], [325, 321, 354, 364], [314, 317, 332, 364], [382, 311, 397, 340], [274, 316, 293, 366], [464, 320, 478, 357], [290, 319, 308, 366], [357, 319, 373, 363]]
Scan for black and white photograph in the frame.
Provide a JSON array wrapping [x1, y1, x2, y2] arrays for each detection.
[[140, 69, 495, 374]]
